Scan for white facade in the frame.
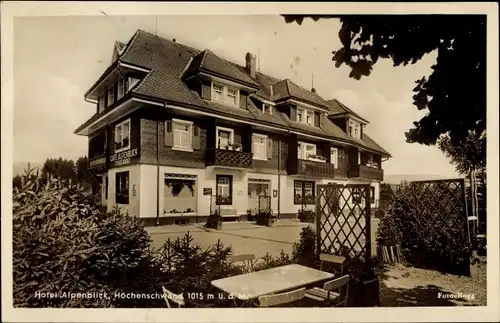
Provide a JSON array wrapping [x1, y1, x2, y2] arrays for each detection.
[[100, 164, 381, 219]]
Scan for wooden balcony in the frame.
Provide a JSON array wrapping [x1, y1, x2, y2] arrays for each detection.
[[88, 154, 108, 172], [348, 164, 384, 181], [289, 159, 336, 178], [205, 148, 253, 169]]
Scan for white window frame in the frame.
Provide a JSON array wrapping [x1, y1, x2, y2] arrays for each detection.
[[330, 147, 339, 169], [296, 106, 316, 127], [297, 107, 305, 123], [306, 110, 314, 126], [298, 141, 317, 160], [98, 95, 105, 113], [252, 133, 268, 160], [216, 126, 235, 149], [349, 119, 361, 139], [107, 86, 115, 106], [262, 103, 272, 115], [115, 119, 131, 153], [117, 78, 125, 99], [172, 118, 193, 151], [211, 82, 240, 107]]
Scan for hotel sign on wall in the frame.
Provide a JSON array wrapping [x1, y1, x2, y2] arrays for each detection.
[[110, 148, 139, 167]]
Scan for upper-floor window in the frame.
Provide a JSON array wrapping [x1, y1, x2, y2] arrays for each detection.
[[211, 82, 240, 107], [173, 119, 193, 151], [330, 147, 338, 168], [262, 104, 272, 115], [252, 134, 268, 160], [107, 86, 115, 106], [216, 126, 235, 150], [296, 107, 315, 126], [115, 119, 130, 152], [349, 119, 361, 139], [298, 141, 317, 160], [98, 95, 105, 114], [117, 78, 125, 99]]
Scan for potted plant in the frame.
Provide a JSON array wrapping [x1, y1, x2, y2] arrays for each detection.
[[255, 210, 273, 227], [297, 209, 315, 223], [206, 211, 222, 230], [246, 209, 253, 221], [122, 137, 129, 148], [231, 143, 243, 152]]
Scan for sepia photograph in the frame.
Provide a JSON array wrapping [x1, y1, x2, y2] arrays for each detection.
[[1, 2, 499, 322]]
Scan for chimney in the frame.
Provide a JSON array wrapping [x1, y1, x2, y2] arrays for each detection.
[[245, 52, 256, 79], [311, 88, 316, 93]]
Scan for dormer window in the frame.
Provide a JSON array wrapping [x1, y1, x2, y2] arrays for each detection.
[[98, 95, 105, 114], [107, 86, 115, 106], [306, 111, 314, 126], [297, 108, 304, 123], [262, 104, 272, 115], [349, 119, 361, 139], [211, 82, 240, 107], [296, 107, 317, 127], [117, 78, 125, 99]]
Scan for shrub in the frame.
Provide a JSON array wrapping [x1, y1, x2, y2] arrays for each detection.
[[297, 209, 315, 223], [13, 167, 163, 307], [292, 226, 318, 267]]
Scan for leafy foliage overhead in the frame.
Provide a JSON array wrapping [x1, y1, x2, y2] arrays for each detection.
[[283, 15, 486, 147], [438, 131, 486, 174]]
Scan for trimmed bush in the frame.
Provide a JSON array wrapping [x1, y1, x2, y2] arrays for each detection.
[[297, 209, 315, 223]]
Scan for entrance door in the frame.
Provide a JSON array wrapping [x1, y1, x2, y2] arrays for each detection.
[[248, 179, 270, 215]]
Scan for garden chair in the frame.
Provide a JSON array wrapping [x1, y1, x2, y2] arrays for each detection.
[[319, 253, 346, 276], [229, 254, 256, 273], [258, 288, 306, 307], [304, 274, 350, 307], [162, 286, 185, 308]]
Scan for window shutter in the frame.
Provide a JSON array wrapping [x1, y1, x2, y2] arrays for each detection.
[[192, 125, 201, 150], [314, 112, 320, 127], [165, 121, 173, 147], [267, 138, 273, 159], [290, 106, 297, 122]]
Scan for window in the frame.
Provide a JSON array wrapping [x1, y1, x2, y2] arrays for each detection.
[[294, 180, 315, 205], [297, 141, 317, 160], [107, 86, 115, 106], [128, 77, 140, 91], [297, 108, 304, 123], [213, 83, 223, 101], [98, 96, 105, 113], [227, 87, 238, 106], [117, 78, 125, 99], [171, 119, 192, 150], [262, 104, 272, 115], [115, 171, 129, 204], [330, 147, 338, 168], [252, 134, 267, 160], [349, 119, 361, 139], [370, 186, 375, 204], [306, 111, 314, 125], [115, 119, 130, 152], [164, 174, 197, 214], [216, 175, 233, 205], [211, 82, 240, 107], [216, 127, 234, 149], [358, 152, 361, 165]]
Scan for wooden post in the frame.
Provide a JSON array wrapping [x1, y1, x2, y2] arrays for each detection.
[[365, 185, 372, 261]]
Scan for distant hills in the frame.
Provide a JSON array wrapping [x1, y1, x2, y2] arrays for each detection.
[[383, 173, 463, 184]]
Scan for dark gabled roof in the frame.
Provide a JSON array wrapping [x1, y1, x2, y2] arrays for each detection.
[[78, 29, 390, 157], [184, 49, 260, 88], [326, 99, 370, 124], [362, 133, 392, 157], [272, 79, 330, 109]]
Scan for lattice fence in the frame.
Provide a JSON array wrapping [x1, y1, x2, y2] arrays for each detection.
[[408, 179, 471, 251], [258, 195, 271, 215], [316, 184, 371, 259]]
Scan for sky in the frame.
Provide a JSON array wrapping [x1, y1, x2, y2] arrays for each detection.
[[13, 15, 459, 177]]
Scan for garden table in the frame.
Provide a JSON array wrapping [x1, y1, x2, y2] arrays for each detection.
[[211, 264, 335, 307]]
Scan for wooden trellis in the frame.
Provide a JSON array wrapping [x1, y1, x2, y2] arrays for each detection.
[[316, 184, 372, 260], [258, 195, 271, 215]]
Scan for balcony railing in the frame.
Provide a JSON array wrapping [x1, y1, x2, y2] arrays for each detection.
[[348, 164, 384, 181], [291, 159, 336, 178], [205, 148, 253, 169]]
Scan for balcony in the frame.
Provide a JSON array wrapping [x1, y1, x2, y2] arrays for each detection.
[[88, 154, 108, 172], [348, 164, 384, 181], [290, 159, 336, 178], [205, 148, 253, 169]]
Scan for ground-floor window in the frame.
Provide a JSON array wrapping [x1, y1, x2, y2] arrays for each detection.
[[115, 171, 129, 204], [294, 180, 315, 205], [164, 174, 197, 214], [216, 175, 233, 205], [248, 179, 270, 214]]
